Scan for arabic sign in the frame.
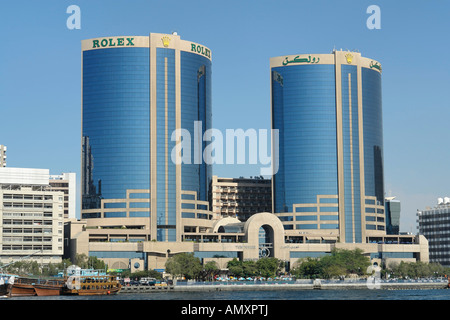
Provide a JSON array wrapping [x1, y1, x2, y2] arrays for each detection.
[[282, 55, 320, 66]]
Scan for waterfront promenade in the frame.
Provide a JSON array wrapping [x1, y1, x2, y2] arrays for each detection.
[[120, 279, 448, 293]]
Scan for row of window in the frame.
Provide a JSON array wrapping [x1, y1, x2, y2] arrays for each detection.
[[3, 236, 54, 242], [3, 194, 55, 200], [282, 224, 385, 230], [3, 228, 57, 234], [3, 203, 58, 209], [2, 245, 57, 251], [3, 212, 56, 217], [181, 212, 213, 220], [2, 219, 57, 226]]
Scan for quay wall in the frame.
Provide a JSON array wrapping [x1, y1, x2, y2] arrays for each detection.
[[120, 281, 448, 293]]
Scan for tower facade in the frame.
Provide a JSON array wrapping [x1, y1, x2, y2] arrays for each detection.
[[271, 50, 384, 243], [81, 33, 212, 242]]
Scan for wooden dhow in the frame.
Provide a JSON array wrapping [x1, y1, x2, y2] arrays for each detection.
[[63, 275, 121, 296]]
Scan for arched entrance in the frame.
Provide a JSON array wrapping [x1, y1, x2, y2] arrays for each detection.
[[243, 212, 286, 260], [259, 225, 274, 258]]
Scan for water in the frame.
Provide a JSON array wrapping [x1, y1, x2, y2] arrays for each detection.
[[7, 288, 450, 300], [6, 289, 448, 319]]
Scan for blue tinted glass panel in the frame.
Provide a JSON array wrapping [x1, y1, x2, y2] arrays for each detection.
[[320, 207, 338, 212], [320, 215, 339, 220], [295, 207, 317, 213], [82, 48, 150, 215], [321, 224, 339, 229], [362, 68, 384, 206], [296, 215, 317, 221], [180, 51, 212, 205], [297, 224, 318, 229], [272, 64, 338, 214], [341, 65, 362, 242], [156, 48, 176, 240]]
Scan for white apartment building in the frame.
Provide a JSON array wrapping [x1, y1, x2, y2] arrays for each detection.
[[50, 172, 76, 220], [0, 168, 65, 266]]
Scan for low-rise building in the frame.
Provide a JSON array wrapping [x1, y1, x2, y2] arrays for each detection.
[[67, 211, 429, 273], [0, 167, 65, 266], [211, 176, 272, 221], [50, 172, 77, 220]]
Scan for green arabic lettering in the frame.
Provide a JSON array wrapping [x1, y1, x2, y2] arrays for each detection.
[[283, 55, 320, 65]]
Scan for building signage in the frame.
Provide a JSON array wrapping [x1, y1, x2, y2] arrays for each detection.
[[345, 53, 353, 64], [191, 43, 211, 58], [282, 55, 320, 65], [92, 37, 135, 48], [369, 61, 382, 72], [161, 36, 170, 47]]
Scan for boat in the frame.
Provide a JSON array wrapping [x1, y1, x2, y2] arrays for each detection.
[[33, 279, 65, 296], [9, 277, 65, 297], [0, 284, 11, 297], [0, 277, 13, 297], [10, 277, 37, 297], [63, 275, 121, 296]]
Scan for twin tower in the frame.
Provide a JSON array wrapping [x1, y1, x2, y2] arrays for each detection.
[[81, 33, 384, 245]]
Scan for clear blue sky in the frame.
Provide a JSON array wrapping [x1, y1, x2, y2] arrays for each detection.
[[1, 0, 449, 232]]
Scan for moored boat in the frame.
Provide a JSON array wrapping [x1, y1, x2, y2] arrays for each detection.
[[0, 277, 13, 297], [10, 278, 37, 297], [33, 279, 65, 296], [0, 283, 12, 297], [63, 275, 121, 296]]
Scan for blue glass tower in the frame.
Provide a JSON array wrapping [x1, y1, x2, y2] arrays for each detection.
[[271, 51, 384, 243], [81, 34, 212, 242]]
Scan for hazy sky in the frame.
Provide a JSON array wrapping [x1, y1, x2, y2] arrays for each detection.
[[1, 0, 449, 232]]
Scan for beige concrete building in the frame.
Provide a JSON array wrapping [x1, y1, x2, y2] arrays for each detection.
[[0, 168, 64, 266], [67, 211, 428, 272], [49, 173, 76, 220], [211, 175, 271, 221]]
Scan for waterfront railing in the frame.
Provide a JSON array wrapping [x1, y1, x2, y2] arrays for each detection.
[[174, 278, 447, 287]]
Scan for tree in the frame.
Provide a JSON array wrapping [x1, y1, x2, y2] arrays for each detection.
[[227, 258, 244, 278], [387, 261, 450, 279], [226, 258, 285, 279], [74, 253, 106, 270], [322, 264, 347, 279], [118, 269, 162, 279], [242, 260, 258, 278], [202, 261, 220, 281], [165, 253, 202, 280], [256, 258, 284, 278], [291, 257, 324, 279], [291, 248, 371, 279], [226, 259, 259, 278]]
